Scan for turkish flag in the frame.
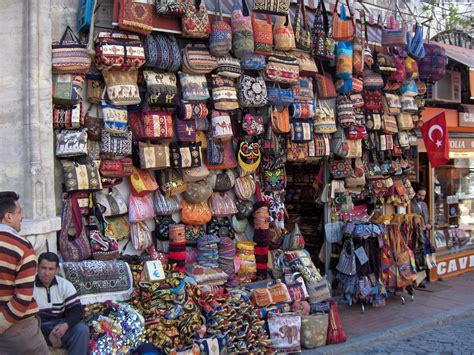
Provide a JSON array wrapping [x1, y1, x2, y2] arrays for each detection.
[[421, 112, 450, 168]]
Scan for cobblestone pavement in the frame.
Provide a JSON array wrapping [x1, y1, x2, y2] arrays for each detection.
[[348, 316, 474, 354]]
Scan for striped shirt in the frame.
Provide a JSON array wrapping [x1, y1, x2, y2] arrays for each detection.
[[33, 275, 82, 329], [0, 225, 39, 330]]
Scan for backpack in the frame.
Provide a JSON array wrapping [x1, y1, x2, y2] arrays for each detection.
[[418, 44, 446, 82]]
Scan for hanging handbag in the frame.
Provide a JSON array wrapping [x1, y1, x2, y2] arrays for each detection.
[[253, 0, 290, 16], [95, 188, 128, 217], [261, 156, 286, 191], [314, 100, 337, 133], [95, 31, 146, 71], [401, 96, 418, 114], [101, 102, 128, 135], [315, 73, 337, 99], [182, 165, 210, 183], [384, 93, 402, 114], [272, 106, 291, 134], [407, 23, 425, 59], [345, 125, 367, 140], [53, 103, 84, 130], [156, 0, 187, 15], [209, 0, 232, 57], [330, 159, 353, 179], [292, 77, 313, 102], [105, 216, 130, 241], [130, 221, 153, 251], [211, 75, 239, 111], [290, 102, 316, 119], [100, 130, 132, 156], [181, 44, 218, 74], [210, 191, 238, 217], [366, 111, 382, 131], [52, 26, 91, 74], [397, 113, 414, 131], [181, 0, 211, 39], [273, 15, 296, 51], [327, 300, 347, 344], [287, 141, 309, 162], [345, 158, 366, 187], [143, 71, 178, 108], [290, 121, 313, 142], [130, 167, 159, 197], [183, 180, 213, 203], [138, 142, 171, 170], [381, 17, 407, 47], [86, 70, 104, 105], [332, 0, 354, 42], [175, 118, 197, 142], [337, 94, 356, 127], [363, 89, 383, 111], [52, 74, 84, 106], [142, 111, 174, 140], [311, 133, 330, 157], [252, 13, 273, 55], [178, 101, 209, 120], [56, 129, 88, 158], [264, 55, 299, 85], [330, 127, 349, 158], [382, 114, 399, 135], [216, 56, 242, 78], [234, 175, 256, 200], [238, 73, 267, 108], [99, 158, 133, 178], [293, 0, 311, 52], [362, 69, 384, 90], [312, 0, 334, 59], [170, 142, 202, 169], [144, 33, 182, 72], [181, 200, 212, 225], [240, 54, 266, 70], [293, 51, 318, 76], [84, 105, 102, 141], [352, 12, 365, 76], [59, 194, 93, 261], [62, 161, 102, 192], [154, 190, 181, 216], [242, 112, 264, 136], [211, 110, 233, 140], [336, 238, 357, 275], [346, 139, 362, 158], [231, 0, 254, 58], [336, 41, 353, 79], [178, 72, 210, 101], [156, 168, 188, 197], [128, 193, 155, 223]]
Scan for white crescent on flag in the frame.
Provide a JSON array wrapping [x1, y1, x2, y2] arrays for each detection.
[[428, 124, 444, 142]]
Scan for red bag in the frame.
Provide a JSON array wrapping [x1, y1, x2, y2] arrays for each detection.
[[327, 300, 347, 345]]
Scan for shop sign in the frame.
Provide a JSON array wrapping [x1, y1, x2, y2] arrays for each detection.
[[429, 251, 474, 281], [449, 138, 474, 150], [459, 112, 474, 127]]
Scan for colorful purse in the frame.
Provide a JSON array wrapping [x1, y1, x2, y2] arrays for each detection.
[[178, 72, 210, 101], [138, 142, 170, 170], [53, 103, 84, 130], [216, 56, 242, 78], [52, 26, 91, 74], [382, 114, 399, 135], [287, 141, 309, 162], [128, 193, 155, 223], [267, 85, 294, 106], [101, 102, 128, 135], [240, 54, 266, 70], [176, 118, 197, 142], [52, 74, 84, 105], [100, 130, 132, 156], [99, 158, 133, 178], [292, 76, 313, 102], [337, 94, 356, 127], [332, 0, 354, 42], [252, 0, 290, 15], [210, 191, 238, 217], [144, 33, 182, 72], [56, 129, 88, 158], [143, 71, 178, 108], [181, 0, 211, 39], [238, 74, 267, 108], [314, 100, 337, 133], [290, 121, 313, 142], [170, 143, 202, 169], [264, 55, 299, 85], [271, 106, 291, 134], [156, 0, 187, 15], [252, 13, 273, 55], [95, 188, 128, 217], [231, 0, 254, 58], [336, 41, 353, 79], [95, 31, 145, 71], [181, 200, 212, 225], [382, 17, 407, 47], [330, 159, 353, 179], [154, 190, 181, 215], [102, 70, 140, 106], [312, 0, 335, 59], [209, 0, 232, 57], [242, 112, 264, 136], [290, 102, 316, 119], [315, 73, 337, 99], [178, 101, 209, 120], [273, 15, 295, 51], [211, 110, 233, 140], [142, 111, 174, 140], [181, 44, 218, 74], [294, 0, 312, 52], [211, 75, 239, 111], [130, 167, 159, 197], [130, 221, 153, 251], [62, 161, 102, 192]]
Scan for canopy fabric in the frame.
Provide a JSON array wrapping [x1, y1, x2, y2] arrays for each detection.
[[434, 41, 474, 70]]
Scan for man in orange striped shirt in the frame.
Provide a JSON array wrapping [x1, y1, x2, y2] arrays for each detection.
[[0, 191, 49, 354]]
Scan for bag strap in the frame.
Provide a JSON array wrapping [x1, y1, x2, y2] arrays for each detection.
[[216, 0, 223, 21], [60, 26, 82, 45], [241, 0, 250, 17]]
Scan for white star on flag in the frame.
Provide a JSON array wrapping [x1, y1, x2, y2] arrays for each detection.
[[436, 140, 443, 148]]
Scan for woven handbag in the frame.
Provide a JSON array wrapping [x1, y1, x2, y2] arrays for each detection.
[[52, 26, 91, 74], [99, 158, 133, 178], [102, 69, 141, 106], [52, 74, 84, 106], [100, 130, 132, 156], [138, 142, 170, 170], [273, 15, 295, 51], [336, 239, 357, 275], [182, 44, 218, 74], [238, 73, 267, 108], [289, 102, 316, 119], [264, 55, 299, 85], [216, 56, 242, 78], [154, 190, 181, 215], [252, 13, 273, 55], [170, 143, 202, 169], [144, 33, 181, 71], [61, 161, 102, 192], [142, 111, 174, 140], [130, 167, 159, 197], [382, 17, 407, 47], [175, 118, 197, 142], [294, 0, 311, 52], [268, 85, 294, 106], [56, 129, 88, 158], [332, 0, 354, 42], [143, 71, 178, 108], [95, 31, 145, 71], [178, 72, 210, 101], [312, 0, 335, 59], [181, 0, 211, 39], [117, 0, 153, 35], [292, 51, 318, 77], [352, 12, 365, 75], [53, 102, 84, 130], [292, 76, 313, 102], [407, 23, 425, 59], [253, 0, 289, 15], [315, 73, 337, 99], [231, 0, 254, 58], [271, 106, 291, 133], [290, 121, 313, 142], [209, 0, 232, 57], [211, 75, 239, 111], [314, 100, 336, 134]]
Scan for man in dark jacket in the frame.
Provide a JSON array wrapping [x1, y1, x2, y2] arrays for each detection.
[[33, 252, 89, 355]]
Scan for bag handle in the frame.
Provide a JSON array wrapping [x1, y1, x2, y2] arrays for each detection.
[[241, 0, 250, 17], [317, 0, 330, 33], [216, 0, 224, 21], [59, 25, 82, 45]]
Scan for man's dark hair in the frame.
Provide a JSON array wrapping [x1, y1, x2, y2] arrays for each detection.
[[417, 186, 427, 192], [38, 252, 60, 267], [0, 191, 20, 221]]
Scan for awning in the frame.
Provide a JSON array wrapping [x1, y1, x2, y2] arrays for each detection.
[[433, 41, 474, 70]]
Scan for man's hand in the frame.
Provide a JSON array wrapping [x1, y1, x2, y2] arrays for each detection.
[[52, 323, 69, 338], [426, 223, 432, 230]]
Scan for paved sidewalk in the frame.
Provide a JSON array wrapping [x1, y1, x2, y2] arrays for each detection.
[[304, 272, 474, 354]]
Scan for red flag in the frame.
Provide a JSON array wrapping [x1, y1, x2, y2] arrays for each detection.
[[421, 112, 450, 168]]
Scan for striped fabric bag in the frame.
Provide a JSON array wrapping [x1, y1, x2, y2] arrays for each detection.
[[52, 26, 91, 74]]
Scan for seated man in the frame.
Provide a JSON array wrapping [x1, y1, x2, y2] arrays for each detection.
[[33, 252, 89, 355]]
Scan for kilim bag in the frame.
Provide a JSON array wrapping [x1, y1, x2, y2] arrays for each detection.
[[327, 300, 347, 344], [53, 74, 84, 106], [101, 102, 128, 135], [397, 112, 414, 131], [312, 0, 334, 59], [382, 114, 399, 134], [252, 13, 273, 55], [311, 133, 330, 157], [232, 0, 254, 58], [130, 167, 159, 197], [336, 41, 353, 79], [144, 34, 181, 71], [95, 188, 128, 217], [240, 54, 266, 70], [53, 102, 84, 130], [181, 0, 211, 39], [211, 110, 233, 140], [117, 0, 153, 35], [156, 0, 186, 15], [363, 89, 383, 111], [292, 76, 313, 102], [287, 141, 309, 163], [99, 158, 133, 178], [292, 51, 318, 76], [337, 94, 356, 127], [209, 0, 232, 57], [381, 17, 407, 47], [272, 106, 291, 133], [253, 0, 290, 15], [142, 111, 174, 140], [100, 130, 132, 156], [95, 31, 146, 71], [336, 238, 356, 275], [314, 99, 336, 133], [170, 143, 202, 169], [315, 73, 337, 99], [273, 15, 296, 51], [182, 44, 218, 74], [178, 72, 210, 101], [267, 85, 294, 106], [291, 121, 313, 142], [59, 194, 92, 261], [178, 101, 209, 120], [384, 93, 402, 114], [294, 0, 311, 52], [56, 129, 88, 158], [344, 125, 367, 140], [366, 111, 382, 131], [216, 56, 242, 78], [362, 69, 384, 90], [154, 190, 181, 215], [61, 160, 102, 192], [143, 71, 178, 108], [86, 70, 105, 104], [290, 102, 316, 119], [332, 0, 354, 42], [307, 277, 331, 303], [176, 118, 197, 142], [138, 142, 170, 169], [52, 26, 91, 75], [211, 75, 239, 111], [238, 74, 267, 108], [102, 69, 141, 106], [352, 12, 365, 76], [264, 55, 299, 85]]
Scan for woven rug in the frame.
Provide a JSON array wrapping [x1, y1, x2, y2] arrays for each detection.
[[60, 260, 133, 305]]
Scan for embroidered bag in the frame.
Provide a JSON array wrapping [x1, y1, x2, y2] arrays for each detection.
[[268, 85, 294, 106], [99, 158, 133, 178], [216, 56, 242, 78], [95, 31, 145, 71], [293, 0, 311, 52], [261, 155, 286, 191], [312, 0, 334, 59], [272, 106, 291, 133], [362, 69, 384, 90], [56, 129, 88, 158], [53, 74, 84, 106], [231, 0, 254, 58], [52, 26, 91, 74], [181, 44, 218, 74], [170, 143, 202, 168], [178, 101, 209, 120], [105, 216, 130, 241], [209, 0, 232, 57], [332, 0, 354, 42], [315, 73, 337, 99], [290, 102, 316, 119], [291, 121, 313, 142], [154, 190, 181, 215], [264, 55, 299, 85], [292, 76, 313, 102], [242, 112, 264, 136], [314, 100, 337, 133], [53, 103, 84, 130], [143, 71, 178, 108], [273, 15, 295, 51], [103, 70, 140, 106], [363, 89, 383, 111], [156, 0, 186, 15], [144, 33, 181, 71], [240, 54, 266, 70], [211, 75, 239, 111], [138, 142, 170, 170], [117, 0, 153, 35], [130, 167, 159, 196], [100, 130, 132, 156], [181, 200, 213, 225], [253, 0, 290, 16], [142, 111, 174, 140], [181, 0, 211, 39], [237, 140, 261, 174], [287, 141, 309, 162], [211, 110, 233, 140], [238, 74, 267, 108], [252, 13, 273, 55], [176, 118, 197, 142], [178, 72, 210, 101], [366, 111, 382, 131]]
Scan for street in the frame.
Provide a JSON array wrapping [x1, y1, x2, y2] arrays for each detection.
[[348, 316, 474, 354]]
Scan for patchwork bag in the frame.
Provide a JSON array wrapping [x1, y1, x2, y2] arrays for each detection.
[[265, 55, 299, 85], [52, 26, 91, 74], [56, 129, 88, 158], [253, 0, 290, 15], [95, 31, 146, 71], [176, 118, 197, 142], [144, 33, 181, 72], [209, 0, 232, 57], [52, 74, 84, 105], [142, 111, 174, 140], [231, 0, 254, 58], [332, 0, 354, 42], [100, 130, 133, 156], [178, 72, 210, 101], [138, 142, 170, 170], [181, 44, 218, 74], [252, 13, 273, 55], [211, 75, 239, 111], [181, 0, 211, 39], [216, 56, 242, 78], [53, 102, 84, 130], [239, 74, 267, 108], [170, 143, 202, 169], [273, 15, 296, 51], [61, 161, 102, 192], [294, 0, 312, 52], [290, 102, 316, 119], [143, 71, 178, 108]]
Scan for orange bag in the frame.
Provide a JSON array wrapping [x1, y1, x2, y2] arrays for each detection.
[[130, 167, 159, 197], [271, 106, 290, 133], [180, 200, 212, 225]]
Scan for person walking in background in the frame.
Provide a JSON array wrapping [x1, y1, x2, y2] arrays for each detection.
[[0, 191, 49, 354], [34, 252, 89, 355]]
